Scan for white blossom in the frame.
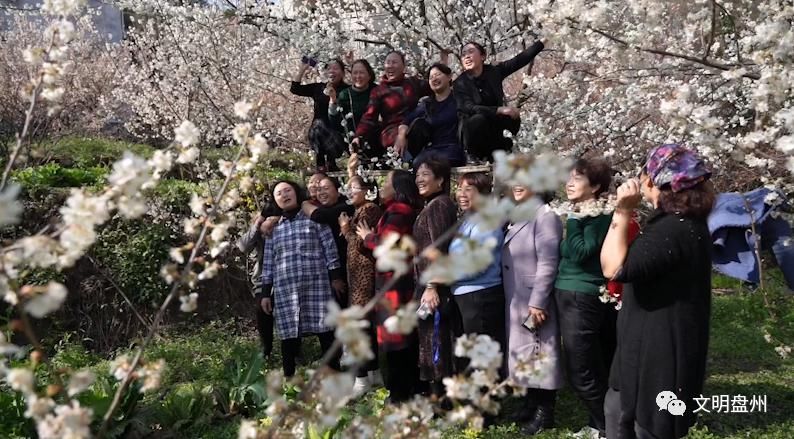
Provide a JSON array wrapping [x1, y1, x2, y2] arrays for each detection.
[[383, 302, 419, 335], [234, 100, 253, 119], [238, 420, 258, 439], [0, 184, 22, 226], [5, 368, 34, 394], [174, 121, 200, 148], [179, 292, 198, 313], [176, 146, 200, 164], [67, 369, 95, 396], [24, 395, 55, 420], [24, 282, 67, 318]]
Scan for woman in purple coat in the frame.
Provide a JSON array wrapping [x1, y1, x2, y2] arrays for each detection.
[[502, 185, 564, 435]]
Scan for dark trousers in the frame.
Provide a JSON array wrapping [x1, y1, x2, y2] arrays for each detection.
[[308, 118, 346, 170], [255, 301, 274, 357], [384, 343, 419, 402], [605, 388, 660, 439], [460, 113, 520, 161], [405, 119, 467, 167], [356, 311, 380, 378], [556, 289, 617, 435], [281, 331, 339, 377], [406, 118, 432, 158], [453, 285, 506, 375]]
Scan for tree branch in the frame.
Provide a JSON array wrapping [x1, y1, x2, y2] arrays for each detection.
[[569, 19, 761, 80]]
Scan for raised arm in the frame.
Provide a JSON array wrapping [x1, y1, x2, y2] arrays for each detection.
[[497, 40, 545, 78], [290, 61, 318, 97]]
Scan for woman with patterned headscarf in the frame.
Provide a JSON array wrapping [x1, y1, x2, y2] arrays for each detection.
[[601, 144, 715, 439]]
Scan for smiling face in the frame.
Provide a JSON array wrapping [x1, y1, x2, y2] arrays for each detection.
[[317, 178, 340, 206], [566, 169, 599, 203], [456, 180, 480, 212], [383, 52, 405, 82], [273, 182, 298, 211], [512, 185, 534, 204], [461, 43, 485, 73], [326, 61, 344, 86], [308, 173, 324, 199], [429, 66, 451, 95], [351, 62, 371, 90], [348, 178, 366, 206], [415, 164, 443, 198]]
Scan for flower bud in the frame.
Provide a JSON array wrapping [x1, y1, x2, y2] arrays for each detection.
[[30, 350, 44, 366], [46, 384, 62, 397]]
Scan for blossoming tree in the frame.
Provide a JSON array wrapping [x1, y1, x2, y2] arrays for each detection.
[[1, 0, 793, 437]]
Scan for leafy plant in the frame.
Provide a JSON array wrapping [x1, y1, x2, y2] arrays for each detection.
[[154, 383, 215, 431], [77, 374, 147, 438], [0, 389, 34, 438], [91, 218, 175, 308], [31, 136, 155, 168], [12, 162, 107, 190], [213, 350, 267, 416]]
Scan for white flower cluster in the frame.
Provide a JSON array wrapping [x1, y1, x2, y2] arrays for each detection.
[[109, 354, 166, 393], [552, 196, 616, 219], [0, 365, 93, 439], [372, 233, 417, 276], [324, 302, 374, 366]]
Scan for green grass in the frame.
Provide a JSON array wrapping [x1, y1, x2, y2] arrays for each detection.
[[29, 136, 156, 168], [7, 279, 791, 438]]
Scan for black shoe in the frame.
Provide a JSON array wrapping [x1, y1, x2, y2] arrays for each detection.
[[506, 397, 538, 424], [520, 405, 554, 435]]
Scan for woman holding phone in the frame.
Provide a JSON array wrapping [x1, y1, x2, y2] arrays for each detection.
[[502, 186, 563, 435]]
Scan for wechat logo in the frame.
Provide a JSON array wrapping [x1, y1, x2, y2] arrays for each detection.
[[656, 391, 687, 416]]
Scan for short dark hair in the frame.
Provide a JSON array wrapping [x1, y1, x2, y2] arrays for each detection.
[[414, 154, 452, 195], [386, 50, 406, 64], [272, 180, 307, 204], [539, 191, 556, 204], [462, 41, 486, 57], [573, 158, 612, 198], [260, 199, 282, 217], [390, 170, 421, 209], [657, 180, 716, 220], [427, 62, 452, 77], [320, 175, 341, 190], [325, 58, 345, 71], [310, 171, 328, 181], [458, 172, 491, 194], [352, 59, 377, 85]]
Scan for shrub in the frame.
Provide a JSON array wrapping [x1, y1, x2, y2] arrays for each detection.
[[12, 163, 107, 190], [90, 219, 175, 308], [147, 178, 202, 215], [29, 137, 155, 168]]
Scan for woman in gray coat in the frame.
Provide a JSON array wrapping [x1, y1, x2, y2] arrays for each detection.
[[502, 186, 563, 435]]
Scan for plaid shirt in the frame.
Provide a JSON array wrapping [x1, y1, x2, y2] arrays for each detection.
[[262, 211, 340, 339], [356, 75, 430, 148], [364, 200, 418, 349]]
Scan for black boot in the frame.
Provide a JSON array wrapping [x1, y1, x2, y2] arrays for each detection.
[[521, 390, 555, 435], [506, 393, 538, 424]]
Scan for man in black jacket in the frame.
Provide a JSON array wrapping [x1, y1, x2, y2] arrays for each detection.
[[453, 38, 546, 161]]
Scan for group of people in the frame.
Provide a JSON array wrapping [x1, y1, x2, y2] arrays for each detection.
[[290, 39, 546, 171], [237, 140, 716, 439]]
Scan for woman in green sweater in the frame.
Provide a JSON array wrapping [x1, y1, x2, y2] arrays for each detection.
[[328, 59, 377, 143], [555, 158, 616, 439]]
